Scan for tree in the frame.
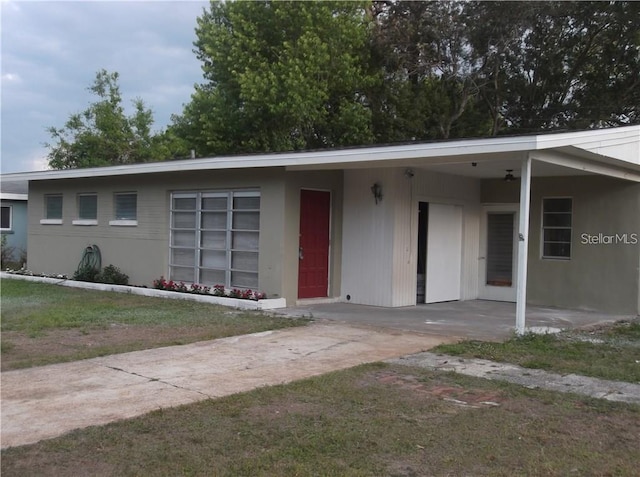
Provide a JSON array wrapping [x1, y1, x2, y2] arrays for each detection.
[[369, 0, 492, 142], [372, 1, 639, 139], [46, 70, 176, 169], [172, 0, 378, 156]]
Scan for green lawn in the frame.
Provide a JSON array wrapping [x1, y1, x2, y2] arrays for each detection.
[[2, 363, 639, 476], [432, 319, 640, 383], [1, 278, 307, 370]]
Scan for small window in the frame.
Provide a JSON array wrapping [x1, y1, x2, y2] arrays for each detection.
[[1, 205, 11, 230], [114, 193, 137, 220], [41, 194, 63, 224], [78, 194, 97, 220], [73, 194, 98, 225], [542, 198, 572, 259]]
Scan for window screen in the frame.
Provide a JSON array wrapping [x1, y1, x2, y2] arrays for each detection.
[[114, 193, 137, 220], [78, 194, 98, 220], [45, 195, 63, 219]]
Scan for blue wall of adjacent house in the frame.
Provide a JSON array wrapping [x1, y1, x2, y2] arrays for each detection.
[[1, 199, 28, 262]]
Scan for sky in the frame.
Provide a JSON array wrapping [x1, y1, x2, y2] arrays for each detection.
[[1, 0, 210, 173]]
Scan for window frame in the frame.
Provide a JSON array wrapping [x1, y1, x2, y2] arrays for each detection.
[[1, 205, 12, 231], [110, 192, 138, 226], [169, 189, 260, 289], [73, 193, 98, 226], [41, 194, 63, 225], [541, 197, 572, 260]]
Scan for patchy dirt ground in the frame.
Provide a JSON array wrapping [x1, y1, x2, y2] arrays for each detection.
[[4, 363, 639, 476], [1, 325, 237, 371]]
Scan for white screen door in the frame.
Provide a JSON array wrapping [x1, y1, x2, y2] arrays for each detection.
[[479, 205, 518, 302], [425, 203, 462, 303]]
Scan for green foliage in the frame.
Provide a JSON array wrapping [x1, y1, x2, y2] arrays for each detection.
[[72, 265, 100, 283], [46, 70, 178, 169], [1, 235, 13, 268], [172, 0, 377, 156], [96, 265, 129, 286]]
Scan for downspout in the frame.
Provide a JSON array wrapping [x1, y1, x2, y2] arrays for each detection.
[[516, 153, 532, 334]]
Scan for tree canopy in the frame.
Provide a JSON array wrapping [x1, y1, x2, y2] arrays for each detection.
[[46, 70, 185, 169], [172, 0, 638, 157], [171, 0, 377, 156], [48, 2, 639, 169]]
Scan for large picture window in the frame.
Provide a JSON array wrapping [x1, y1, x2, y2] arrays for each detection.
[[542, 197, 572, 259], [169, 190, 260, 289]]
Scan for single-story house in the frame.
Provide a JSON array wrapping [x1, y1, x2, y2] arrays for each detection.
[[1, 180, 28, 265], [2, 126, 639, 331]]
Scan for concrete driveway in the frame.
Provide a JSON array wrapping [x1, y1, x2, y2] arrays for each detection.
[[1, 322, 449, 449], [279, 300, 634, 341], [2, 300, 631, 449]]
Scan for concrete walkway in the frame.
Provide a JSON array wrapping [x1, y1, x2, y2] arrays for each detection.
[[1, 322, 449, 449], [389, 352, 640, 405]]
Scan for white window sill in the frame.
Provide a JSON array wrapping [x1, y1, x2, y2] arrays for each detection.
[[72, 219, 98, 226], [109, 219, 138, 227], [40, 219, 63, 225]]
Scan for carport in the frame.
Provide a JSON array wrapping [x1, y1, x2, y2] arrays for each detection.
[[279, 300, 636, 341]]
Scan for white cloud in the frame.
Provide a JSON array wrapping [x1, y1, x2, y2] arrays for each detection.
[[0, 0, 209, 173], [1, 73, 21, 83], [25, 148, 50, 172]]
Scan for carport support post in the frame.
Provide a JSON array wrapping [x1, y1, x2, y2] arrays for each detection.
[[516, 154, 532, 334]]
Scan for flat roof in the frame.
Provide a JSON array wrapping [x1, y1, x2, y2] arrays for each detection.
[[2, 125, 638, 182]]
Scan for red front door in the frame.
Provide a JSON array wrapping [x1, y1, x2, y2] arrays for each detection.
[[298, 189, 330, 299]]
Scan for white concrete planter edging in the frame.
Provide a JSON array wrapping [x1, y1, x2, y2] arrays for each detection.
[[0, 272, 287, 310]]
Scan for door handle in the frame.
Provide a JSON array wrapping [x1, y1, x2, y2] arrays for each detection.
[[299, 247, 304, 260]]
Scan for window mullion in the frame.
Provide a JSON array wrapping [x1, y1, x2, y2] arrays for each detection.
[[226, 191, 233, 288]]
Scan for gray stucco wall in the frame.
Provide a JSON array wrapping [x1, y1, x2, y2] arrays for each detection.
[[26, 168, 344, 305], [1, 199, 28, 262], [482, 175, 640, 314], [27, 170, 286, 293]]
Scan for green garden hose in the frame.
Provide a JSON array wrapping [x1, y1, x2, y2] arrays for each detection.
[[76, 244, 101, 275]]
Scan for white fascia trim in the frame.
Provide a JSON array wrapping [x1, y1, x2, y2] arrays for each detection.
[[72, 219, 98, 226], [40, 219, 63, 225], [2, 125, 638, 182], [532, 150, 640, 183], [0, 193, 28, 201], [109, 219, 138, 226]]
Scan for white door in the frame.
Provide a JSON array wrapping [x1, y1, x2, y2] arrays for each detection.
[[479, 205, 518, 302], [425, 203, 462, 303]]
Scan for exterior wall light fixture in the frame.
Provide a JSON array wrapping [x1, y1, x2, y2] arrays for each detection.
[[371, 182, 383, 204]]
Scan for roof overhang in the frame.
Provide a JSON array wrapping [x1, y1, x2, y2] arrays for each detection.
[[0, 193, 28, 201], [1, 125, 638, 183]]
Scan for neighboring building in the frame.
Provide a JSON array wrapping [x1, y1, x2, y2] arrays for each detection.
[[0, 180, 28, 265], [1, 126, 639, 327]]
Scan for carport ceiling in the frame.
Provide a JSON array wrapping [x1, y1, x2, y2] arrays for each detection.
[[421, 158, 594, 179]]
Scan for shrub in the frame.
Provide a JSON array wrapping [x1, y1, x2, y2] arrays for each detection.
[[72, 265, 100, 282], [96, 264, 129, 285], [1, 235, 16, 269]]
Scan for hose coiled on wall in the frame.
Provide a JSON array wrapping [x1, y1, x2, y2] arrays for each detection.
[[76, 244, 101, 276]]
